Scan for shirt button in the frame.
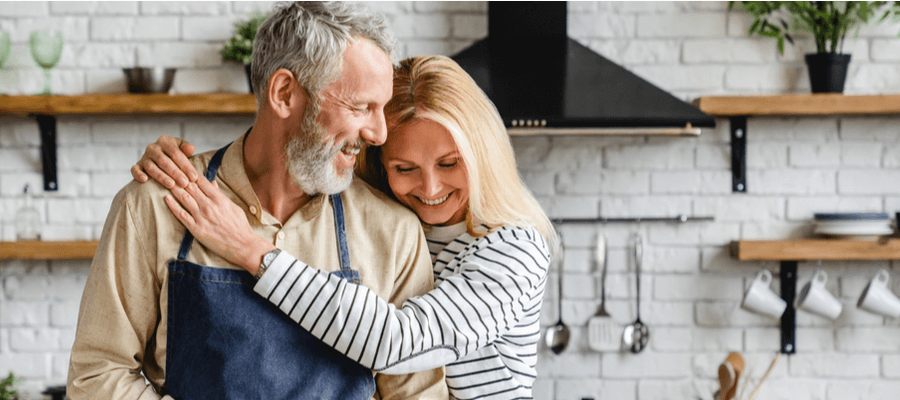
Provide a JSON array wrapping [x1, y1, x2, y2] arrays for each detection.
[[249, 206, 258, 215], [277, 231, 285, 240]]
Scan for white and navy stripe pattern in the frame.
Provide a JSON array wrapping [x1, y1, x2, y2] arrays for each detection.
[[255, 224, 550, 400]]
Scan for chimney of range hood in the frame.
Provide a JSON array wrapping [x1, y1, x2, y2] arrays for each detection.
[[451, 2, 716, 135]]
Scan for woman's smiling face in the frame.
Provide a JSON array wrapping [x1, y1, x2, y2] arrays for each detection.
[[381, 118, 469, 226]]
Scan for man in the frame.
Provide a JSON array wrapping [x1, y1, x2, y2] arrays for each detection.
[[66, 2, 447, 399]]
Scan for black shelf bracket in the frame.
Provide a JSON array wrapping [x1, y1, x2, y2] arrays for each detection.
[[33, 114, 59, 191], [730, 116, 747, 193], [780, 261, 798, 354]]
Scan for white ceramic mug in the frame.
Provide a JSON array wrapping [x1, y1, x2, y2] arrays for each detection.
[[857, 269, 900, 318], [796, 269, 842, 320], [741, 269, 787, 319]]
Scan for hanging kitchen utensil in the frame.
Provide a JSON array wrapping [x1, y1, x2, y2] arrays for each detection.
[[746, 352, 780, 400], [587, 232, 621, 351], [544, 234, 570, 354], [623, 229, 649, 353], [716, 352, 745, 400]]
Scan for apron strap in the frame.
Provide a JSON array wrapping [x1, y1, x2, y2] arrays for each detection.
[[330, 193, 353, 275], [177, 142, 231, 261]]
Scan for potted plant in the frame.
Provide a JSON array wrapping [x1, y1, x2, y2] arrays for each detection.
[[221, 12, 267, 93], [0, 372, 19, 400], [730, 1, 900, 93]]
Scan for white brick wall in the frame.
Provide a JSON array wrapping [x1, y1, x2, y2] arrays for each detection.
[[1, 1, 899, 399]]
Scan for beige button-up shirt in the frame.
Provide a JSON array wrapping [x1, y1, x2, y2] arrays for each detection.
[[67, 133, 447, 399]]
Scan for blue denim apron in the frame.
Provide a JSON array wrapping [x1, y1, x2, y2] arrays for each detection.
[[165, 143, 372, 399]]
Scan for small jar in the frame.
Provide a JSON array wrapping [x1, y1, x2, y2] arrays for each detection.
[[15, 184, 41, 241]]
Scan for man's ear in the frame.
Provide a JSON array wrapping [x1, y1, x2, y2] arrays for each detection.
[[267, 68, 306, 119]]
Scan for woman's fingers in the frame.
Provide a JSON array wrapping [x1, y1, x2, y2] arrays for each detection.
[[164, 194, 196, 229], [140, 158, 176, 189], [158, 136, 199, 184], [172, 185, 203, 218], [130, 164, 149, 183]]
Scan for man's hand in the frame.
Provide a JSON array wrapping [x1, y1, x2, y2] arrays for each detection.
[[131, 135, 198, 189]]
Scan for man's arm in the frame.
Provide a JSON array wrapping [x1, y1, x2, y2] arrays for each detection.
[[67, 186, 171, 400]]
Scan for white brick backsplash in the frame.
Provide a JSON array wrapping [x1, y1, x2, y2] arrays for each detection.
[[68, 43, 137, 68], [645, 247, 700, 273], [137, 42, 224, 68], [169, 67, 248, 94], [643, 301, 694, 325], [650, 170, 731, 194], [840, 142, 883, 167], [883, 143, 900, 167], [0, 354, 49, 379], [519, 170, 555, 196], [789, 143, 842, 167], [569, 13, 636, 38], [637, 13, 726, 38], [182, 16, 236, 41], [555, 379, 636, 400], [836, 327, 900, 352], [791, 354, 880, 378], [537, 352, 601, 378], [884, 355, 900, 378], [91, 16, 180, 41], [0, 302, 49, 326], [542, 195, 601, 219], [10, 328, 63, 352], [683, 38, 776, 64], [694, 196, 784, 222], [586, 39, 681, 65], [725, 65, 807, 92], [601, 195, 692, 219], [740, 220, 810, 240], [849, 64, 900, 93], [639, 380, 699, 400], [411, 1, 482, 13], [556, 171, 602, 195], [828, 381, 900, 400], [7, 17, 90, 42], [871, 39, 900, 62], [748, 169, 836, 195], [58, 145, 138, 171], [86, 68, 129, 93], [50, 302, 80, 327], [596, 171, 650, 195], [786, 196, 883, 221], [51, 1, 139, 15], [655, 274, 743, 301], [839, 170, 900, 195], [747, 379, 825, 400], [649, 327, 692, 351], [695, 144, 730, 169], [47, 198, 111, 224], [605, 144, 694, 170], [841, 117, 900, 141], [140, 1, 230, 15], [630, 65, 725, 91], [0, 2, 49, 17], [601, 353, 691, 378], [391, 14, 451, 39]]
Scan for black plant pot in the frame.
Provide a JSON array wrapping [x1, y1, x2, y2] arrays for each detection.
[[804, 53, 851, 93], [244, 64, 253, 93]]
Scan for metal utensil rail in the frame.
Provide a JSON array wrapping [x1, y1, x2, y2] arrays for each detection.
[[552, 215, 714, 224]]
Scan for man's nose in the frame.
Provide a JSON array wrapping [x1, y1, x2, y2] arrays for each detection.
[[360, 109, 387, 146]]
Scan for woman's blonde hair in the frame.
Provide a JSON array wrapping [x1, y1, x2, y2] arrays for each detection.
[[358, 55, 558, 250]]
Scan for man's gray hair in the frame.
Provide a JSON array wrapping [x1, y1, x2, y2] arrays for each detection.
[[251, 1, 396, 109]]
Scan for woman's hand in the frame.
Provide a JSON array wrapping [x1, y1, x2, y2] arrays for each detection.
[[165, 175, 275, 274], [131, 135, 198, 189]]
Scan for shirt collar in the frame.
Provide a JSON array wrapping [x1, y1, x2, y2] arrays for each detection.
[[217, 129, 327, 227]]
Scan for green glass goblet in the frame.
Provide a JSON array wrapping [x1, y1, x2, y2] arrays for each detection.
[[29, 30, 63, 95], [0, 32, 11, 95]]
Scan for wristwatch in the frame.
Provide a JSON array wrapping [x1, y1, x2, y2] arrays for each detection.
[[256, 248, 281, 280]]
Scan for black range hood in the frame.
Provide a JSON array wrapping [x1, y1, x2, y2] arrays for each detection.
[[451, 2, 716, 135]]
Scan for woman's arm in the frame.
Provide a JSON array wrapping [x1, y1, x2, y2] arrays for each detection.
[[253, 225, 550, 374], [131, 138, 551, 373]]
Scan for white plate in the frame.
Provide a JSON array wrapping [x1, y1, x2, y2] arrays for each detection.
[[814, 224, 894, 236]]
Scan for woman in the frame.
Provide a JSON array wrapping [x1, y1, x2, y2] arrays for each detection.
[[132, 55, 556, 399]]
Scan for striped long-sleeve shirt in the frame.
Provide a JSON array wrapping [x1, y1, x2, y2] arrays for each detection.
[[254, 223, 550, 400]]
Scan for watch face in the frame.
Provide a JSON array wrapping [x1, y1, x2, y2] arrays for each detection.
[[264, 252, 276, 265]]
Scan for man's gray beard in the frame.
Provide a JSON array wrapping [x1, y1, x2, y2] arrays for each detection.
[[284, 107, 355, 195]]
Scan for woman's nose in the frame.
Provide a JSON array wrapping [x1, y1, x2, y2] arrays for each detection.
[[420, 169, 442, 197]]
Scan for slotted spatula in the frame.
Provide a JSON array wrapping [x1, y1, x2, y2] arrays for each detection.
[[587, 233, 621, 351]]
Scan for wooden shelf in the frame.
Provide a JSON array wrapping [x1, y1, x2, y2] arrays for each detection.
[[694, 94, 900, 116], [731, 238, 900, 261], [0, 241, 98, 260], [0, 94, 257, 117]]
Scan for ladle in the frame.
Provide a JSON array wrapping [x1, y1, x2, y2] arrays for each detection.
[[545, 236, 570, 354], [623, 229, 649, 353]]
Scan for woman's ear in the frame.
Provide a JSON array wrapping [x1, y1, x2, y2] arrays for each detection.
[[266, 68, 306, 119]]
